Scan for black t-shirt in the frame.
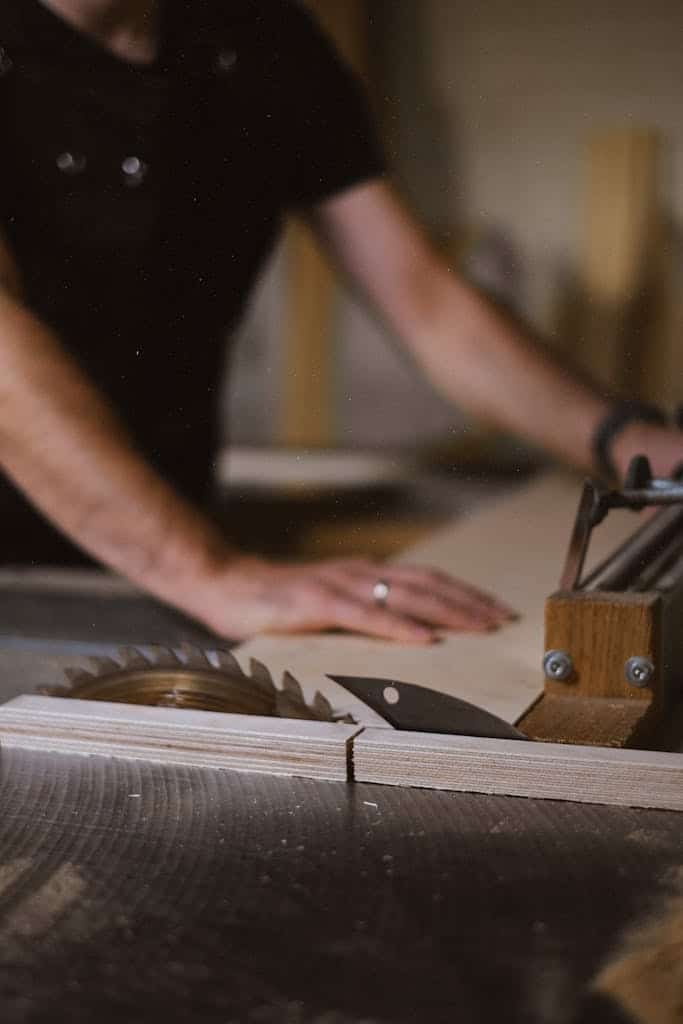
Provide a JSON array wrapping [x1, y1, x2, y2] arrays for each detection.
[[0, 0, 384, 563]]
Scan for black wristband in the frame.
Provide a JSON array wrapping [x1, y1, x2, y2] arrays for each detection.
[[591, 401, 668, 481]]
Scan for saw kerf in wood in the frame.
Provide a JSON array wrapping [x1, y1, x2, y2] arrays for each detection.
[[519, 460, 683, 749]]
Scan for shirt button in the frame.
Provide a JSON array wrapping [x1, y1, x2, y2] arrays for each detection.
[[121, 156, 148, 186], [0, 47, 13, 76], [215, 48, 238, 73], [56, 152, 87, 175]]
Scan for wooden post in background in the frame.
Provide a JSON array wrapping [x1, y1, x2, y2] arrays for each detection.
[[279, 1, 370, 449], [576, 129, 662, 395]]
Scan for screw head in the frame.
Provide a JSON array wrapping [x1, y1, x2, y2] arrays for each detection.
[[543, 650, 574, 682], [624, 656, 655, 689]]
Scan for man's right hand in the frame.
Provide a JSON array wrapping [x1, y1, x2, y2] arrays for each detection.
[[182, 555, 516, 645]]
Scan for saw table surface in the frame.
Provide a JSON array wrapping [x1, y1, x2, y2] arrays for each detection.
[[0, 747, 680, 1024], [0, 472, 681, 1022]]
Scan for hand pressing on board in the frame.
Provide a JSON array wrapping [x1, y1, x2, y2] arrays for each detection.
[[179, 556, 516, 645]]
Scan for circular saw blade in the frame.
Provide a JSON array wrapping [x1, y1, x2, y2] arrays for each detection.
[[46, 644, 343, 723]]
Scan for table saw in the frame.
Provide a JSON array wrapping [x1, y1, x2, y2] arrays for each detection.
[[0, 471, 681, 1024]]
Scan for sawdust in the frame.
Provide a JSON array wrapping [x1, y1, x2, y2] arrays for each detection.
[[0, 862, 86, 942], [593, 888, 683, 1024], [0, 858, 32, 897], [626, 829, 678, 854]]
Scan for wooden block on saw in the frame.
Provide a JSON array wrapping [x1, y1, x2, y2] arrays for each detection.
[[0, 696, 361, 782], [521, 521, 683, 748], [353, 729, 683, 812]]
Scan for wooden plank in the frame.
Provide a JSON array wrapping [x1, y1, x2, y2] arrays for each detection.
[[279, 222, 336, 447], [577, 129, 661, 393], [234, 473, 642, 726], [353, 729, 683, 812], [0, 696, 360, 783], [279, 1, 370, 447]]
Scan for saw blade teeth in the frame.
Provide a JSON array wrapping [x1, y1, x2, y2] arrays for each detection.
[[281, 671, 304, 702], [214, 650, 247, 678], [119, 647, 151, 669], [248, 658, 276, 694], [64, 667, 95, 687], [146, 645, 181, 668], [312, 691, 334, 721], [274, 692, 315, 721], [178, 643, 212, 668], [87, 656, 122, 676]]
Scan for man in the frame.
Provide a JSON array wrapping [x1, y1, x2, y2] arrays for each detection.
[[0, 0, 681, 644]]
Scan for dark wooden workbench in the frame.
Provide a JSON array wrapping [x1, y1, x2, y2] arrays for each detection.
[[0, 746, 679, 1024]]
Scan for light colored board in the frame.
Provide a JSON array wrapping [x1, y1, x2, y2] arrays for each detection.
[[0, 696, 360, 782], [577, 128, 661, 393], [279, 2, 370, 448], [353, 729, 683, 812], [234, 473, 642, 726]]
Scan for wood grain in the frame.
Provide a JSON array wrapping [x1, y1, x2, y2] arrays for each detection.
[[279, 1, 370, 448], [0, 696, 360, 783], [353, 728, 683, 812], [577, 129, 661, 393]]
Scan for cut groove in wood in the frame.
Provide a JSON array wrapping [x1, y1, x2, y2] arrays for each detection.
[[353, 729, 683, 812]]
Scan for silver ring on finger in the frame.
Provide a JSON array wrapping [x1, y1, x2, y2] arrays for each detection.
[[372, 578, 391, 608]]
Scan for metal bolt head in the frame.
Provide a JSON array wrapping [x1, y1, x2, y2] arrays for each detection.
[[624, 656, 655, 689], [543, 650, 574, 682]]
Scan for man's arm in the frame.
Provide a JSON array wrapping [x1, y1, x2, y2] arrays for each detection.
[[0, 232, 510, 642], [311, 181, 683, 479], [0, 238, 229, 607]]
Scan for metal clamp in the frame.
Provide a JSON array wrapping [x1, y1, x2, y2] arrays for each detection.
[[560, 457, 683, 591]]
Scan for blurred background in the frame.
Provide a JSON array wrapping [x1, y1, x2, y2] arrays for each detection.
[[219, 0, 683, 558]]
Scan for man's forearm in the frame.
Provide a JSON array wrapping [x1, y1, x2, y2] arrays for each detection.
[[314, 182, 620, 474], [404, 264, 610, 472], [0, 289, 230, 604]]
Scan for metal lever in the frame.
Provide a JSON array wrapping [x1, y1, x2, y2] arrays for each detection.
[[560, 458, 683, 591]]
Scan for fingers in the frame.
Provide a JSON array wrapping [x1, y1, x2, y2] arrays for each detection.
[[209, 557, 516, 645], [317, 559, 516, 630], [329, 575, 496, 633], [391, 565, 516, 616], [326, 594, 436, 645], [271, 580, 436, 645]]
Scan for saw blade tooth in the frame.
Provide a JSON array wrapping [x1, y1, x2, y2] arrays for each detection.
[[146, 645, 181, 668], [274, 692, 315, 721], [214, 650, 247, 678], [119, 647, 151, 669], [281, 671, 304, 702], [248, 658, 276, 694], [311, 691, 334, 722], [64, 667, 95, 687], [87, 656, 121, 676], [178, 643, 211, 668]]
